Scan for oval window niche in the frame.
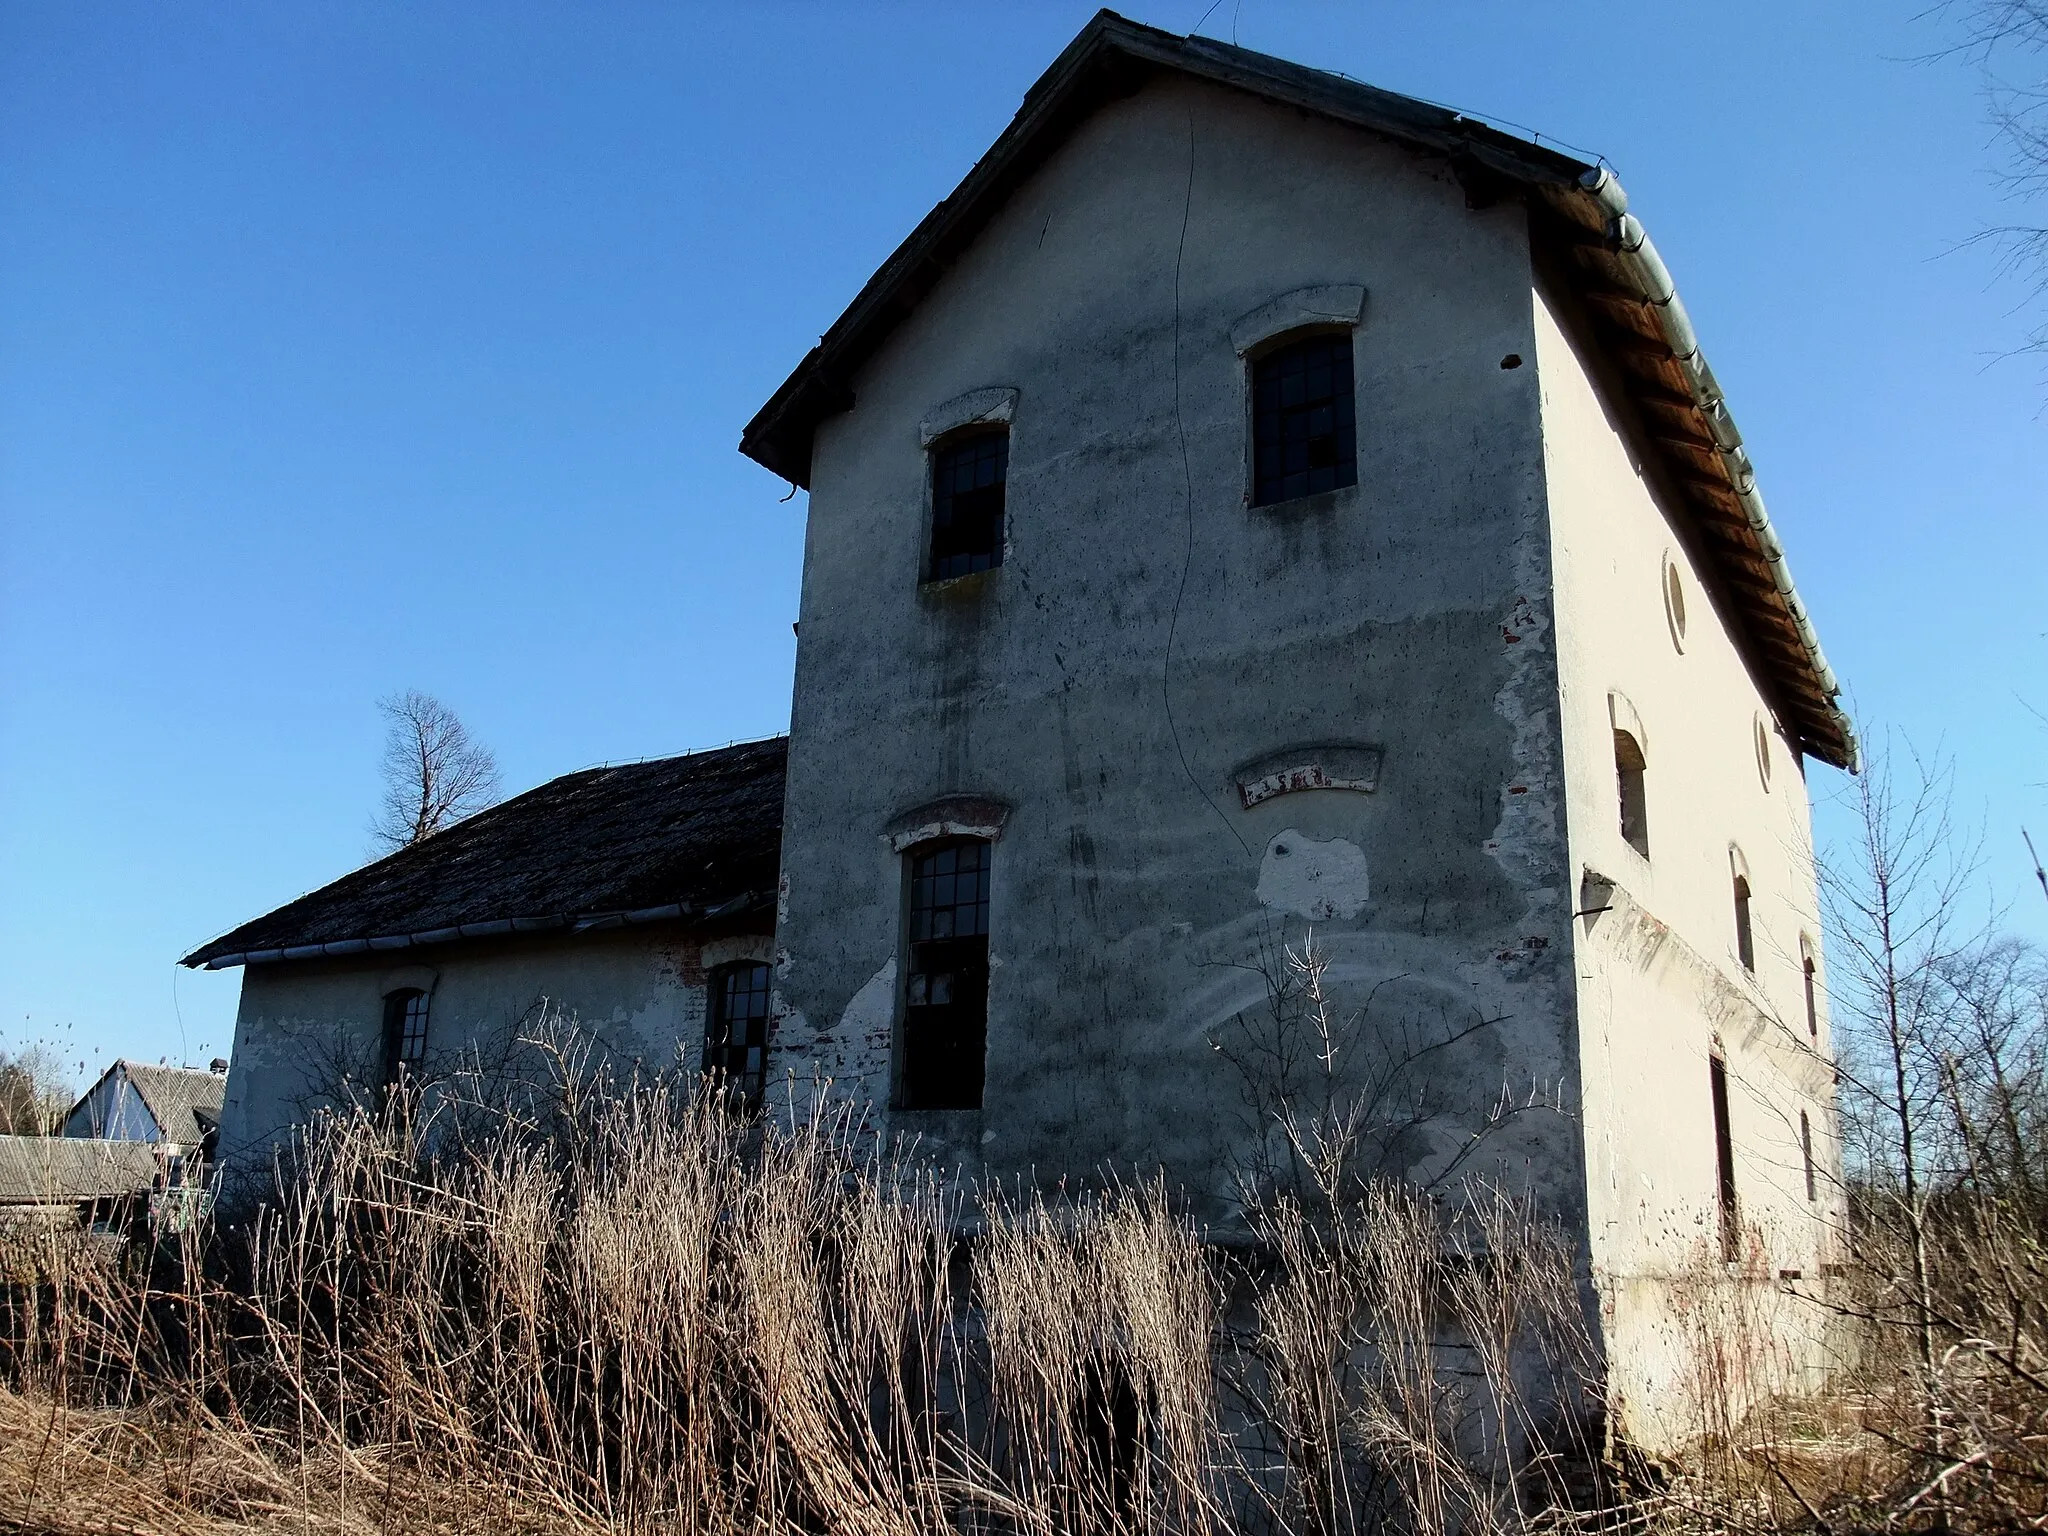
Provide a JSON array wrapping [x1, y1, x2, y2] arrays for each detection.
[[1662, 551, 1688, 654]]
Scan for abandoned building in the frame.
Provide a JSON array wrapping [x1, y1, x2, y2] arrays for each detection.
[[188, 13, 1854, 1450]]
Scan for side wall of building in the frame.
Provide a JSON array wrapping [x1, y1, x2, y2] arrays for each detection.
[[1534, 279, 1847, 1451], [771, 75, 1585, 1225], [216, 926, 772, 1175]]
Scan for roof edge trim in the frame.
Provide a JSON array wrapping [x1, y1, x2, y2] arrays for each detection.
[[185, 888, 774, 971], [1573, 166, 1857, 771]]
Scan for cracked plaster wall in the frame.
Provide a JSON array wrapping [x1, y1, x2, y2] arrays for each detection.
[[216, 925, 772, 1174], [772, 74, 1581, 1225]]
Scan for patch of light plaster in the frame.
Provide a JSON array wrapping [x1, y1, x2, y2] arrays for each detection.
[[1255, 830, 1370, 921], [838, 959, 897, 1039]]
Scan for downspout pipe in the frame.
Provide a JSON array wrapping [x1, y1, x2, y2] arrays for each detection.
[[1576, 167, 1858, 771]]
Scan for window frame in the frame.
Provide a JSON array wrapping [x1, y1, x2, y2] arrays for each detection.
[[381, 987, 430, 1088], [1245, 327, 1359, 509], [702, 960, 774, 1114], [925, 427, 1009, 583], [1613, 728, 1650, 858], [894, 836, 993, 1112], [1710, 1054, 1739, 1263], [1801, 939, 1820, 1039], [1800, 1109, 1817, 1203], [1733, 874, 1756, 973]]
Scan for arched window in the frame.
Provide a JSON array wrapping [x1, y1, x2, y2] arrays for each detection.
[[1733, 874, 1755, 973], [1710, 1054, 1738, 1262], [381, 988, 429, 1086], [1251, 332, 1356, 506], [703, 961, 773, 1112], [929, 430, 1007, 580], [1801, 938, 1819, 1039], [1614, 729, 1649, 857], [1800, 1109, 1817, 1202], [899, 838, 991, 1110]]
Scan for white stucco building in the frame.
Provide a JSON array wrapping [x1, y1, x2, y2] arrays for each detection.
[[192, 13, 1854, 1451]]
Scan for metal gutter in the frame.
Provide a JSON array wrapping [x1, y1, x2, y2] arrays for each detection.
[[1574, 166, 1858, 771], [193, 890, 771, 971]]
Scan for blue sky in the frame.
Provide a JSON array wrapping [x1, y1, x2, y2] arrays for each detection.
[[2, 2, 2042, 1090]]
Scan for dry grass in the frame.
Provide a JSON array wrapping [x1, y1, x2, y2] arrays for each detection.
[[0, 1038, 1608, 1536], [4, 1021, 2041, 1534]]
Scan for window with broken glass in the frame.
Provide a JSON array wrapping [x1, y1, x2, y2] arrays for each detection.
[[1251, 332, 1356, 507], [899, 839, 991, 1110], [382, 988, 430, 1087], [703, 961, 772, 1112], [928, 431, 1007, 580]]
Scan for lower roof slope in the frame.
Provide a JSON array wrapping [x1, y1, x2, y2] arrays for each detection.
[[184, 737, 787, 970], [0, 1135, 159, 1205]]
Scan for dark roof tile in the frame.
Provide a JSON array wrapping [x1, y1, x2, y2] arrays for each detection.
[[184, 737, 785, 969]]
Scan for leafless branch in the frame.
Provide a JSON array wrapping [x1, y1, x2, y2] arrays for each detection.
[[369, 689, 502, 853]]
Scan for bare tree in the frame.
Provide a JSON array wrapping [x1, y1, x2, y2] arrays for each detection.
[[0, 1046, 72, 1136], [371, 690, 502, 853], [1821, 731, 2048, 1523], [1954, 1, 2048, 355]]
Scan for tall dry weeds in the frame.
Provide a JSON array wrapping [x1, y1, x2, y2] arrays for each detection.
[[0, 1022, 1609, 1536]]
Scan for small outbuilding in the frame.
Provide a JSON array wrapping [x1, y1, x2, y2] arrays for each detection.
[[64, 1059, 225, 1157], [0, 1134, 161, 1233], [184, 737, 786, 1169]]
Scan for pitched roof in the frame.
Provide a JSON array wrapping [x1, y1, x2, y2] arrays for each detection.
[[0, 1135, 158, 1206], [184, 737, 787, 970], [112, 1063, 225, 1146], [738, 10, 1855, 770]]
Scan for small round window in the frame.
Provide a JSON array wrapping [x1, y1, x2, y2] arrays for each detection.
[[1662, 553, 1688, 653], [1755, 714, 1773, 792]]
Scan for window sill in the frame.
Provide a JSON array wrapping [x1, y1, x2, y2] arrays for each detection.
[[918, 566, 1001, 601], [1248, 483, 1360, 518], [888, 1105, 985, 1128]]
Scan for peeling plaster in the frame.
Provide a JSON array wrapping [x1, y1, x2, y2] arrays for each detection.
[[1254, 830, 1370, 920], [839, 959, 898, 1043]]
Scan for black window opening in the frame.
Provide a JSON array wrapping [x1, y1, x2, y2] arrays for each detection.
[[1251, 332, 1357, 507], [1802, 952, 1819, 1038], [899, 839, 991, 1110], [1800, 1109, 1817, 1203], [929, 431, 1007, 581], [704, 961, 773, 1112], [1733, 875, 1756, 972], [1614, 730, 1649, 858], [1710, 1056, 1739, 1263], [382, 988, 430, 1087]]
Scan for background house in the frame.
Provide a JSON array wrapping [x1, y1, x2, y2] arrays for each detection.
[[0, 1134, 160, 1232], [65, 1059, 226, 1156]]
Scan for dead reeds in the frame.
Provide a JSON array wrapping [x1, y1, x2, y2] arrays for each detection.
[[0, 1027, 1603, 1536]]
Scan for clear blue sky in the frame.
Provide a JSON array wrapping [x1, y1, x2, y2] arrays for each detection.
[[3, 2, 2042, 1091]]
